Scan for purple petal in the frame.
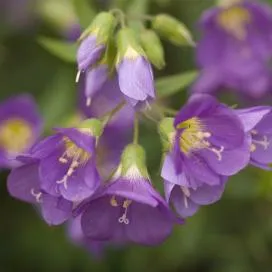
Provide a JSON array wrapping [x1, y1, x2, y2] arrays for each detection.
[[164, 180, 176, 202], [7, 162, 40, 203], [125, 201, 173, 245], [250, 134, 272, 164], [235, 106, 271, 132], [104, 178, 158, 207], [54, 127, 95, 154], [189, 178, 227, 205], [41, 194, 72, 226], [77, 36, 105, 71], [118, 57, 155, 103], [85, 64, 108, 98], [200, 135, 251, 175], [59, 160, 99, 202], [170, 186, 199, 218]]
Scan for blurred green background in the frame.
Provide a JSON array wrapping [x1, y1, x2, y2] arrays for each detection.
[[1, 0, 272, 271]]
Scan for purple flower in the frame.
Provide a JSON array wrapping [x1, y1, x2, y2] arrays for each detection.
[[77, 35, 105, 72], [193, 0, 272, 97], [85, 64, 108, 105], [161, 94, 250, 217], [117, 54, 155, 107], [38, 128, 100, 202], [0, 95, 43, 168], [7, 156, 72, 225], [79, 144, 178, 245], [235, 106, 272, 169]]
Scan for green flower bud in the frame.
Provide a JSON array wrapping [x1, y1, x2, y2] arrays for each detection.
[[152, 14, 195, 46], [116, 28, 146, 63], [78, 118, 103, 138], [140, 29, 165, 70], [80, 12, 117, 44], [158, 117, 175, 152], [120, 144, 149, 178]]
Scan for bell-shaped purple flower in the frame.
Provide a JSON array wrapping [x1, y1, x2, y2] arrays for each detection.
[[117, 55, 155, 107], [7, 155, 73, 225], [0, 95, 43, 168], [235, 106, 272, 169], [79, 144, 178, 245], [193, 0, 272, 97], [77, 35, 105, 72], [160, 94, 250, 217], [37, 127, 101, 202]]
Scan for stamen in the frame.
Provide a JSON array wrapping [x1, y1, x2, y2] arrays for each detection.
[[110, 196, 119, 207], [31, 188, 42, 203], [118, 199, 132, 225], [75, 70, 81, 83], [252, 136, 270, 150], [209, 146, 224, 161], [86, 97, 92, 107], [250, 144, 256, 152], [59, 157, 68, 164], [181, 186, 190, 209]]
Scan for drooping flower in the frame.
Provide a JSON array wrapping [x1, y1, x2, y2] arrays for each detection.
[[7, 154, 73, 225], [79, 144, 178, 245], [193, 0, 272, 98], [235, 106, 272, 169], [116, 28, 155, 106], [160, 94, 250, 217], [38, 124, 101, 202], [77, 12, 116, 75], [0, 95, 43, 168]]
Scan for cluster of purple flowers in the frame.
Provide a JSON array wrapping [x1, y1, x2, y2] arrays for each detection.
[[3, 0, 272, 252], [193, 0, 272, 98]]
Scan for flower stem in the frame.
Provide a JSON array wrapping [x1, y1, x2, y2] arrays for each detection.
[[102, 101, 126, 126], [133, 114, 139, 144], [111, 8, 126, 28]]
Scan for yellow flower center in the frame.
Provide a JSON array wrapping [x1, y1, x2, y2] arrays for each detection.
[[217, 6, 251, 40], [57, 136, 91, 189], [177, 117, 224, 160], [0, 118, 32, 153]]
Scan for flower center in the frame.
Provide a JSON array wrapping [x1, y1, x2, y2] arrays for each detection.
[[217, 6, 251, 40], [0, 118, 32, 153], [177, 117, 224, 161], [250, 130, 270, 152], [110, 196, 132, 225], [57, 136, 91, 189]]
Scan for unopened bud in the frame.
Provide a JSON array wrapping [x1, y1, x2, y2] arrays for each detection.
[[78, 118, 103, 138], [152, 14, 195, 46], [140, 29, 165, 70], [158, 118, 175, 152]]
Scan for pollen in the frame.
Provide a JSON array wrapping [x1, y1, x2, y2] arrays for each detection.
[[0, 118, 32, 153], [217, 6, 251, 40], [57, 136, 91, 189], [177, 117, 224, 161]]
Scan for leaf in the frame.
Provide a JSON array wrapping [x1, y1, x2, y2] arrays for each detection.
[[37, 37, 77, 63], [72, 0, 96, 29], [156, 70, 198, 98]]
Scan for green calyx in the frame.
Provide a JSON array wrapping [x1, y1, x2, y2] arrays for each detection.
[[158, 117, 175, 152], [120, 144, 149, 179], [116, 28, 146, 63], [78, 118, 103, 138], [140, 29, 165, 70], [152, 14, 195, 47], [80, 12, 117, 44]]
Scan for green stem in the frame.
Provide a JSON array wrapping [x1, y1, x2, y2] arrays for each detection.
[[133, 114, 139, 144], [102, 101, 126, 126], [110, 8, 126, 28], [128, 13, 154, 21]]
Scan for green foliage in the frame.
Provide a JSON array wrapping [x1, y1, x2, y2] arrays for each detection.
[[156, 70, 198, 98], [72, 0, 96, 28], [37, 37, 77, 63]]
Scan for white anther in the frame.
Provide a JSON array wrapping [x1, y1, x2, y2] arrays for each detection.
[[31, 188, 42, 203], [86, 97, 92, 107], [59, 157, 68, 164], [75, 70, 81, 83]]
